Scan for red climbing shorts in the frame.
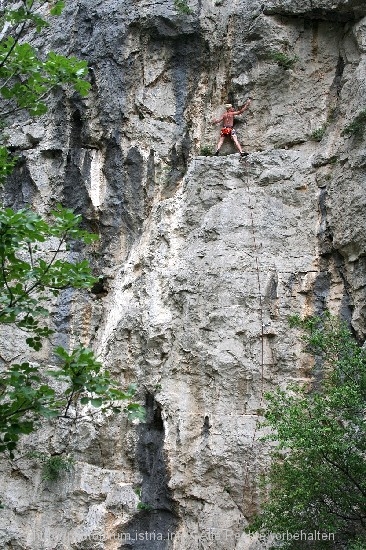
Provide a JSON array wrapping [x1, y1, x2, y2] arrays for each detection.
[[220, 127, 236, 137]]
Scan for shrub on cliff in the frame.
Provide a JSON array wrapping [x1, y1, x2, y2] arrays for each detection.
[[341, 110, 366, 138], [269, 50, 299, 70], [248, 314, 366, 549]]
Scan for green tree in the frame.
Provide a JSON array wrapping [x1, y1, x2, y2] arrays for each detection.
[[0, 1, 90, 182], [0, 205, 97, 350], [0, 1, 89, 115], [0, 1, 144, 458], [249, 314, 366, 549], [0, 207, 145, 456]]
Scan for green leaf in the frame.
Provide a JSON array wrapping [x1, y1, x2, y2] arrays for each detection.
[[50, 1, 65, 16], [90, 398, 103, 408]]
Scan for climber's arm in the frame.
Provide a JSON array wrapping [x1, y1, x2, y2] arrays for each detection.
[[212, 114, 224, 124], [232, 98, 252, 116]]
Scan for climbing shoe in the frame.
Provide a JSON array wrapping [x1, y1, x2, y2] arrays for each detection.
[[240, 152, 248, 157], [214, 150, 219, 156]]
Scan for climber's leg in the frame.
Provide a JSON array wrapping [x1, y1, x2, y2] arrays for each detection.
[[231, 131, 245, 155], [214, 136, 225, 155]]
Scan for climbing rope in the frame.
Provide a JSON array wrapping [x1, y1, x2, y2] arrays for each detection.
[[241, 157, 266, 514]]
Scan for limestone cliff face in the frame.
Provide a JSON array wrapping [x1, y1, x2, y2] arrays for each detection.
[[1, 0, 366, 549]]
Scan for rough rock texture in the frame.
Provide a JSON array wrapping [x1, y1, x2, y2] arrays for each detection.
[[264, 0, 366, 21], [0, 0, 366, 548]]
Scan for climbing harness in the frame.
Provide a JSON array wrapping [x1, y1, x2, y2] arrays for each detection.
[[220, 126, 236, 137]]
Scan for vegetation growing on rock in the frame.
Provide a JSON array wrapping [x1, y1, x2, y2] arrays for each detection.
[[249, 314, 366, 549]]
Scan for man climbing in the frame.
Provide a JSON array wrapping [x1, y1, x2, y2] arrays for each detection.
[[212, 98, 252, 157]]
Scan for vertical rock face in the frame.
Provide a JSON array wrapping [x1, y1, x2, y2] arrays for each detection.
[[1, 0, 366, 548]]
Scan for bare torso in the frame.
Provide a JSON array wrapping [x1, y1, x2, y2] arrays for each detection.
[[221, 111, 235, 127]]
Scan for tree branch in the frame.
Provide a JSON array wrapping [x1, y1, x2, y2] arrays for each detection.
[[320, 450, 366, 498]]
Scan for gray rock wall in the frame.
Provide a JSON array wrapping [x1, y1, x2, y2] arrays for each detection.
[[0, 0, 365, 548]]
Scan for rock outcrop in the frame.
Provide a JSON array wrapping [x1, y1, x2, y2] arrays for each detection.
[[0, 0, 365, 548]]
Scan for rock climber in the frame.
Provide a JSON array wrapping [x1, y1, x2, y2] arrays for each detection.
[[212, 98, 252, 157]]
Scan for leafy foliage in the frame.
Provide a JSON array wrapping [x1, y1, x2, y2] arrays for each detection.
[[310, 126, 326, 142], [341, 109, 366, 138], [270, 50, 299, 70], [0, 361, 58, 454], [40, 453, 74, 481], [0, 205, 98, 349], [174, 0, 193, 15], [0, 345, 145, 456], [137, 502, 153, 511], [0, 209, 145, 456], [28, 451, 74, 481], [0, 1, 145, 460], [0, 0, 90, 178], [0, 146, 17, 184], [249, 314, 366, 549], [200, 145, 213, 156], [50, 346, 145, 421], [0, 1, 90, 118], [134, 486, 153, 511]]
